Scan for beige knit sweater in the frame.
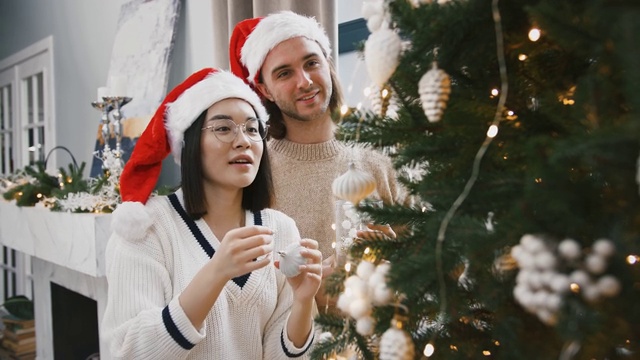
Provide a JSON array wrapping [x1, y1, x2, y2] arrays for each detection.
[[268, 138, 406, 258]]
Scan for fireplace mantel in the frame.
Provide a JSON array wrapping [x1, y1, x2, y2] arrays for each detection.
[[0, 200, 112, 359]]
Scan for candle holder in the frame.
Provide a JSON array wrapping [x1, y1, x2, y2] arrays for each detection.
[[91, 100, 114, 152], [104, 96, 132, 155]]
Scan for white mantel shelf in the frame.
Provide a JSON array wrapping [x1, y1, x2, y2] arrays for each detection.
[[0, 200, 111, 277], [0, 200, 113, 358]]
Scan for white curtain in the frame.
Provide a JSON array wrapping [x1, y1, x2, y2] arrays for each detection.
[[209, 0, 338, 70]]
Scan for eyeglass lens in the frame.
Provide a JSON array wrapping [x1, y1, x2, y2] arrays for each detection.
[[206, 119, 266, 143]]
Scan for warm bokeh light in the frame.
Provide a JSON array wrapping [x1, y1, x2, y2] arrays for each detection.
[[528, 28, 541, 41], [487, 125, 499, 138], [518, 54, 528, 61], [424, 343, 435, 357]]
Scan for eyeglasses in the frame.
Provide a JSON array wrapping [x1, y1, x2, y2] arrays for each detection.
[[201, 118, 268, 143]]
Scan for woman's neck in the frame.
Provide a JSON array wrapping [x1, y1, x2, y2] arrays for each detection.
[[201, 186, 245, 240]]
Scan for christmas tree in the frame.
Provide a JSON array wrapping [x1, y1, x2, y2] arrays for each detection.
[[313, 0, 640, 359]]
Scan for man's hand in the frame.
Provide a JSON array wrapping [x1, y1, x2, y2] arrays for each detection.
[[356, 223, 396, 241]]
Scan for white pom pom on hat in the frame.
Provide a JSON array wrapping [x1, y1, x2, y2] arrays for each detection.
[[111, 68, 268, 240]]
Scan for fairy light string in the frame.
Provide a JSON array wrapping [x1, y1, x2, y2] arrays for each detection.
[[434, 0, 510, 317]]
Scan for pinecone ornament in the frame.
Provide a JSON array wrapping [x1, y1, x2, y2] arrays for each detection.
[[379, 317, 415, 360], [418, 61, 451, 122], [365, 23, 402, 87]]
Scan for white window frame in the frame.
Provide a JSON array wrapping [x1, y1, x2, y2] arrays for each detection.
[[0, 36, 55, 302]]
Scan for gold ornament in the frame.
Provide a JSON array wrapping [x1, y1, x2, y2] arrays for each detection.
[[418, 61, 451, 122], [332, 163, 377, 205]]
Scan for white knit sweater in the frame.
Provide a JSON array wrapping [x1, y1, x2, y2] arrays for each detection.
[[268, 138, 407, 257], [101, 190, 314, 359]]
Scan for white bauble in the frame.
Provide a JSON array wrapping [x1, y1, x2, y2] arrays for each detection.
[[337, 292, 354, 314], [356, 316, 376, 336], [357, 260, 376, 281], [510, 244, 525, 263], [278, 243, 306, 277], [364, 24, 402, 86], [550, 274, 571, 294], [569, 270, 591, 288], [596, 275, 621, 298], [527, 272, 543, 290], [585, 254, 607, 275], [332, 163, 377, 205], [376, 262, 391, 275], [349, 297, 373, 319], [534, 251, 557, 270], [372, 284, 393, 305], [592, 239, 615, 258], [515, 269, 532, 285], [345, 275, 367, 296], [516, 252, 535, 270], [558, 238, 582, 260], [520, 234, 545, 254], [545, 293, 562, 312], [379, 322, 415, 360], [538, 271, 555, 288]]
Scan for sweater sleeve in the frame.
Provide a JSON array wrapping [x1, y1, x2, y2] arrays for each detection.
[[101, 219, 205, 359], [262, 211, 315, 359]]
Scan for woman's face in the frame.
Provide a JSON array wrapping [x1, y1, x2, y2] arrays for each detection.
[[200, 98, 264, 191]]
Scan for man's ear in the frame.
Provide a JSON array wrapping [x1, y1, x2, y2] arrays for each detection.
[[255, 83, 274, 102]]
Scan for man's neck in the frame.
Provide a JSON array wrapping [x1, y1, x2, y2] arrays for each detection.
[[283, 115, 336, 144]]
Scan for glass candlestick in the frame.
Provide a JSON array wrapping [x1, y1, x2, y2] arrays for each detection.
[[104, 96, 132, 156], [91, 100, 113, 152]]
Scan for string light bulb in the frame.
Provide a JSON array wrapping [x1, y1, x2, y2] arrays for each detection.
[[627, 255, 638, 265], [518, 54, 527, 61], [340, 104, 349, 115], [423, 343, 435, 357], [487, 125, 499, 138], [528, 27, 541, 41]]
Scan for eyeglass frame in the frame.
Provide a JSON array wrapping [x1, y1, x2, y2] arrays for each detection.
[[201, 118, 269, 143]]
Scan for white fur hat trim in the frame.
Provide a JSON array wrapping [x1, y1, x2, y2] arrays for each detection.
[[165, 70, 269, 164], [241, 10, 331, 84]]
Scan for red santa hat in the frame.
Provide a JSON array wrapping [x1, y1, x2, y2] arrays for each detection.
[[229, 10, 331, 85], [111, 68, 268, 240]]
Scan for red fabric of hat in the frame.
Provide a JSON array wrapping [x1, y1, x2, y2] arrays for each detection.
[[229, 17, 262, 86]]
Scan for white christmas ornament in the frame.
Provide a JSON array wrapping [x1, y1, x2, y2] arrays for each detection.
[[277, 243, 306, 277], [379, 318, 415, 360], [364, 23, 402, 86], [418, 61, 451, 122], [332, 163, 377, 205]]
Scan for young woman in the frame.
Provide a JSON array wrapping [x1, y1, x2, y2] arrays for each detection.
[[101, 68, 321, 359]]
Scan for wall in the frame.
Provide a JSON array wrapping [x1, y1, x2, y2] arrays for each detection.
[[0, 0, 214, 183]]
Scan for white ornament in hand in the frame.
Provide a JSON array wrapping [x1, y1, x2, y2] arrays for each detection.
[[278, 243, 306, 277]]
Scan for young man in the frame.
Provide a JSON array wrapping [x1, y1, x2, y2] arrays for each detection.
[[229, 11, 406, 307]]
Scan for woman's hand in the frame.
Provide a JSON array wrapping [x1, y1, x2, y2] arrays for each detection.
[[211, 225, 274, 281], [277, 238, 322, 303]]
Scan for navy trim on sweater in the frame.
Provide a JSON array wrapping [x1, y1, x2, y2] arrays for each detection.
[[162, 305, 195, 350], [168, 193, 261, 289], [280, 328, 314, 358]]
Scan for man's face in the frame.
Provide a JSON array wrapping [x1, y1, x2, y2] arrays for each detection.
[[256, 36, 333, 123]]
